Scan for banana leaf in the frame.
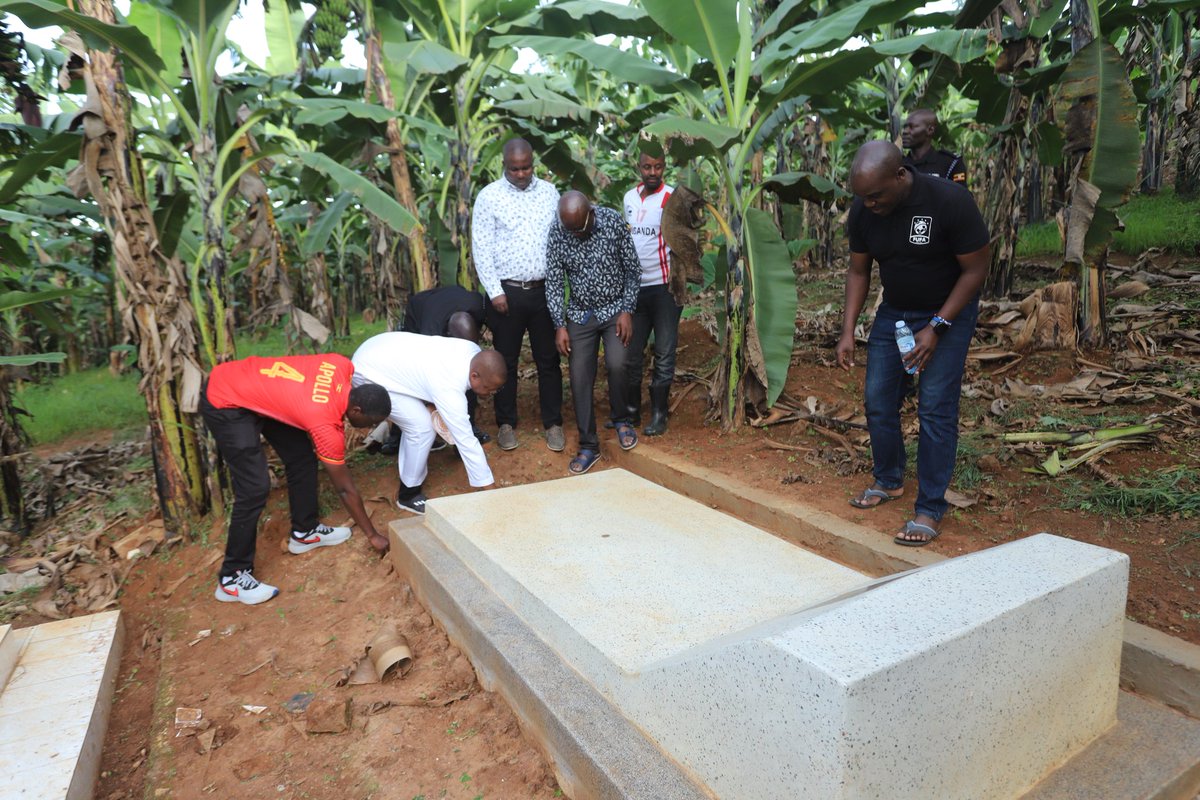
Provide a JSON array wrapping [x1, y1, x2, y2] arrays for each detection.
[[744, 208, 796, 407]]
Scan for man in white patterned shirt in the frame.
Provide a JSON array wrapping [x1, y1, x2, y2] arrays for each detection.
[[471, 138, 565, 453], [622, 150, 679, 437]]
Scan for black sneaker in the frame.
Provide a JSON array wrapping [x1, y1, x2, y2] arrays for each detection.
[[430, 436, 448, 452], [396, 492, 427, 515]]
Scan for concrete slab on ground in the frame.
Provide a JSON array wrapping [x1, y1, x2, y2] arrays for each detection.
[[395, 470, 1148, 799], [612, 445, 1200, 721], [0, 610, 123, 800], [423, 469, 872, 675]]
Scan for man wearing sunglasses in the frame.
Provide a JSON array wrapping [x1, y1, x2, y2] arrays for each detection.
[[545, 191, 642, 475]]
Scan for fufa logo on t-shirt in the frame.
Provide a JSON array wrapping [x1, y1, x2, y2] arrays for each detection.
[[909, 216, 932, 245]]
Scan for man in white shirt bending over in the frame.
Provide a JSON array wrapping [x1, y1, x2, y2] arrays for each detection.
[[351, 332, 506, 514], [622, 149, 680, 436]]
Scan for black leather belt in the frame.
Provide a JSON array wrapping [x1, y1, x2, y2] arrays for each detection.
[[501, 279, 544, 290]]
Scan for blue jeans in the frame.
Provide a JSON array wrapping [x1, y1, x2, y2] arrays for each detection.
[[864, 300, 978, 522], [628, 284, 683, 391]]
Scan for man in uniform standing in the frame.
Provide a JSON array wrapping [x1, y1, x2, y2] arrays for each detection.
[[901, 109, 968, 186], [622, 149, 681, 436], [471, 137, 565, 453], [835, 141, 989, 547], [546, 191, 642, 475], [202, 354, 392, 604]]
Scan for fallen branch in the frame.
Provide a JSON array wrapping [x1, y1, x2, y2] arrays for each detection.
[[763, 438, 815, 453], [1149, 387, 1200, 411]]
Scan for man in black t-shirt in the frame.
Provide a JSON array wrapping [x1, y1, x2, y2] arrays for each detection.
[[902, 109, 968, 186], [401, 285, 486, 339], [835, 141, 990, 547]]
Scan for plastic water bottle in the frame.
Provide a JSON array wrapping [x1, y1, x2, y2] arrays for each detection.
[[895, 320, 919, 375]]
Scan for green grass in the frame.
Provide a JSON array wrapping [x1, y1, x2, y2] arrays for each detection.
[[1060, 466, 1200, 518], [1014, 221, 1062, 257], [1016, 189, 1200, 257], [14, 368, 146, 444], [14, 314, 391, 446]]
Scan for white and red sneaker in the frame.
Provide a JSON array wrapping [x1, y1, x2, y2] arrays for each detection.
[[288, 523, 352, 554], [214, 570, 279, 605]]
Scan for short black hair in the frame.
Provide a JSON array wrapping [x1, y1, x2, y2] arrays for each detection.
[[349, 383, 391, 418]]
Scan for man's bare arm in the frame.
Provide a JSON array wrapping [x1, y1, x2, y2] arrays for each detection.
[[323, 461, 389, 553], [836, 251, 873, 370]]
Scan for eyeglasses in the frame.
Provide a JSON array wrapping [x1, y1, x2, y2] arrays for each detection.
[[565, 207, 593, 235]]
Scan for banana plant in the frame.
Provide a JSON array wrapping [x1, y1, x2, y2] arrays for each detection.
[[540, 0, 987, 425], [1055, 0, 1140, 347], [379, 0, 539, 286], [0, 286, 73, 536]]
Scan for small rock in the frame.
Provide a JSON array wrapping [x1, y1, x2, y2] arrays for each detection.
[[305, 696, 352, 734], [978, 454, 1003, 474], [0, 572, 50, 594]]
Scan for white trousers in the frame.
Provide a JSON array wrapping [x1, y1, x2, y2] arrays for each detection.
[[388, 392, 434, 488]]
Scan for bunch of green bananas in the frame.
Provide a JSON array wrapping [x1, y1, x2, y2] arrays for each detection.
[[313, 0, 351, 62]]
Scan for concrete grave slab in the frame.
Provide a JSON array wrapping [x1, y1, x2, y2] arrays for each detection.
[[0, 611, 123, 800], [395, 470, 1131, 799]]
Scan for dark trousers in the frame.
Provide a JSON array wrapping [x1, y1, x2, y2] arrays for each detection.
[[201, 391, 319, 578], [628, 284, 683, 391], [864, 300, 979, 522], [486, 284, 562, 429], [568, 315, 631, 450]]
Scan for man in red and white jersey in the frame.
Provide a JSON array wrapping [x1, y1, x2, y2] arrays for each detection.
[[202, 354, 392, 605], [622, 149, 681, 436]]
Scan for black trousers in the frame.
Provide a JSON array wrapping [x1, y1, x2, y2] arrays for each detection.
[[485, 284, 562, 429], [567, 314, 631, 450], [201, 390, 320, 578]]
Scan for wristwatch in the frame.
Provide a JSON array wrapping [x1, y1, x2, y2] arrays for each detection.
[[930, 315, 953, 336]]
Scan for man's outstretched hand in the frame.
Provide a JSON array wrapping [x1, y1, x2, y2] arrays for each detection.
[[368, 532, 390, 554]]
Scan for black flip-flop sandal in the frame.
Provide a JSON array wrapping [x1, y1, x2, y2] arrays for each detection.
[[894, 520, 940, 547], [849, 486, 901, 509]]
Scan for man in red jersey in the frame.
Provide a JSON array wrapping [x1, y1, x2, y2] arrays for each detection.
[[202, 354, 392, 605]]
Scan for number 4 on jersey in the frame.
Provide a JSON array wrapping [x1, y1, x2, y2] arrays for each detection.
[[259, 361, 306, 382]]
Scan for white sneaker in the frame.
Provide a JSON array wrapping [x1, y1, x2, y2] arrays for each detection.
[[288, 523, 352, 554], [214, 570, 279, 605]]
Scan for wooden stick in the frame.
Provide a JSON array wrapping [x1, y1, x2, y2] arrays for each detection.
[[763, 438, 814, 453], [1150, 387, 1200, 410]]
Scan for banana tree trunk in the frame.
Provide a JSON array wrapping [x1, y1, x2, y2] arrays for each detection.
[[1176, 60, 1200, 196], [364, 26, 434, 292], [1140, 35, 1167, 193], [368, 218, 406, 329], [238, 138, 299, 347], [77, 0, 210, 536], [1062, 0, 1135, 349], [306, 205, 335, 331], [451, 129, 476, 289], [797, 117, 834, 270], [0, 368, 29, 535], [711, 163, 752, 430], [984, 89, 1030, 298]]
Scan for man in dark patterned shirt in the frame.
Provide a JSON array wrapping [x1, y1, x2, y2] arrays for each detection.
[[546, 191, 642, 475]]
